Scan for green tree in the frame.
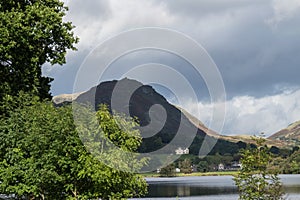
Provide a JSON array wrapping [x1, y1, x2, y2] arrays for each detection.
[[290, 161, 300, 174], [221, 154, 233, 166], [234, 135, 284, 200], [159, 164, 176, 177], [0, 95, 147, 199], [282, 149, 300, 174], [179, 159, 192, 174], [197, 161, 209, 172], [0, 0, 78, 111], [205, 154, 221, 171], [159, 157, 176, 177]]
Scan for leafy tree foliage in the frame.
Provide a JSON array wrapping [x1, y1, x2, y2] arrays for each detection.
[[74, 103, 149, 173], [281, 149, 300, 174], [197, 161, 209, 172], [0, 0, 78, 112], [234, 135, 284, 200], [179, 159, 192, 174], [0, 95, 147, 199], [159, 164, 176, 177]]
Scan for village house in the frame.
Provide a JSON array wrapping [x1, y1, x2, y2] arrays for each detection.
[[175, 147, 189, 155]]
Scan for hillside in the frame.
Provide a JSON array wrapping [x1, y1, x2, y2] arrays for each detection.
[[54, 78, 244, 155], [269, 121, 300, 147], [54, 78, 292, 150], [176, 106, 220, 138], [178, 107, 286, 148]]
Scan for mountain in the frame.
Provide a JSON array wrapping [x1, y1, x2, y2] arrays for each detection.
[[177, 106, 286, 148], [269, 121, 300, 147], [54, 78, 243, 155], [176, 106, 220, 138]]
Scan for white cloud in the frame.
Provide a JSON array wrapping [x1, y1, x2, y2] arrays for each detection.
[[267, 0, 300, 26], [45, 0, 177, 84], [182, 88, 300, 136], [65, 0, 176, 50]]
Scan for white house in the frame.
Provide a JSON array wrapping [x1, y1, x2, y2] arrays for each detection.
[[175, 147, 189, 155]]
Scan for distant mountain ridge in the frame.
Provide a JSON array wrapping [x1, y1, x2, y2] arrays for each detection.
[[177, 106, 287, 148], [269, 121, 300, 147]]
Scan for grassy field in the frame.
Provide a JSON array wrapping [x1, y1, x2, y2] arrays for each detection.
[[142, 171, 238, 177]]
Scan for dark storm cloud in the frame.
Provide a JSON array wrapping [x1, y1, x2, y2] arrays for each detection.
[[155, 0, 300, 99], [210, 15, 300, 98]]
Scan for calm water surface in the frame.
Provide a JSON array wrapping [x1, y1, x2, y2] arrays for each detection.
[[131, 174, 300, 200]]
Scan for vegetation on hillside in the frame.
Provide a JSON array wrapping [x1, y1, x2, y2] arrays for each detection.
[[269, 121, 300, 147], [157, 138, 300, 178]]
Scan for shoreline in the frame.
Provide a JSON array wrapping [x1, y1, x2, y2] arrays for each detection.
[[142, 171, 238, 178]]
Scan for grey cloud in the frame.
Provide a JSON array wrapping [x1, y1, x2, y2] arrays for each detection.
[[49, 0, 300, 101], [46, 50, 90, 96], [43, 0, 300, 135], [164, 1, 300, 99], [158, 0, 272, 18], [66, 0, 111, 21], [210, 15, 300, 98]]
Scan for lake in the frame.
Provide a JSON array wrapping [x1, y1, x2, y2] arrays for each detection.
[[131, 174, 300, 200]]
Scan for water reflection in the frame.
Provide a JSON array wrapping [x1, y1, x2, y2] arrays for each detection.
[[141, 175, 300, 199], [148, 185, 237, 197], [146, 176, 237, 198]]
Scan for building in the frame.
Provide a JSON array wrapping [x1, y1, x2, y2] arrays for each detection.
[[218, 163, 225, 171], [231, 161, 242, 170], [175, 147, 189, 155]]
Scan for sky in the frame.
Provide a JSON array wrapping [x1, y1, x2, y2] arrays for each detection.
[[43, 0, 300, 136]]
